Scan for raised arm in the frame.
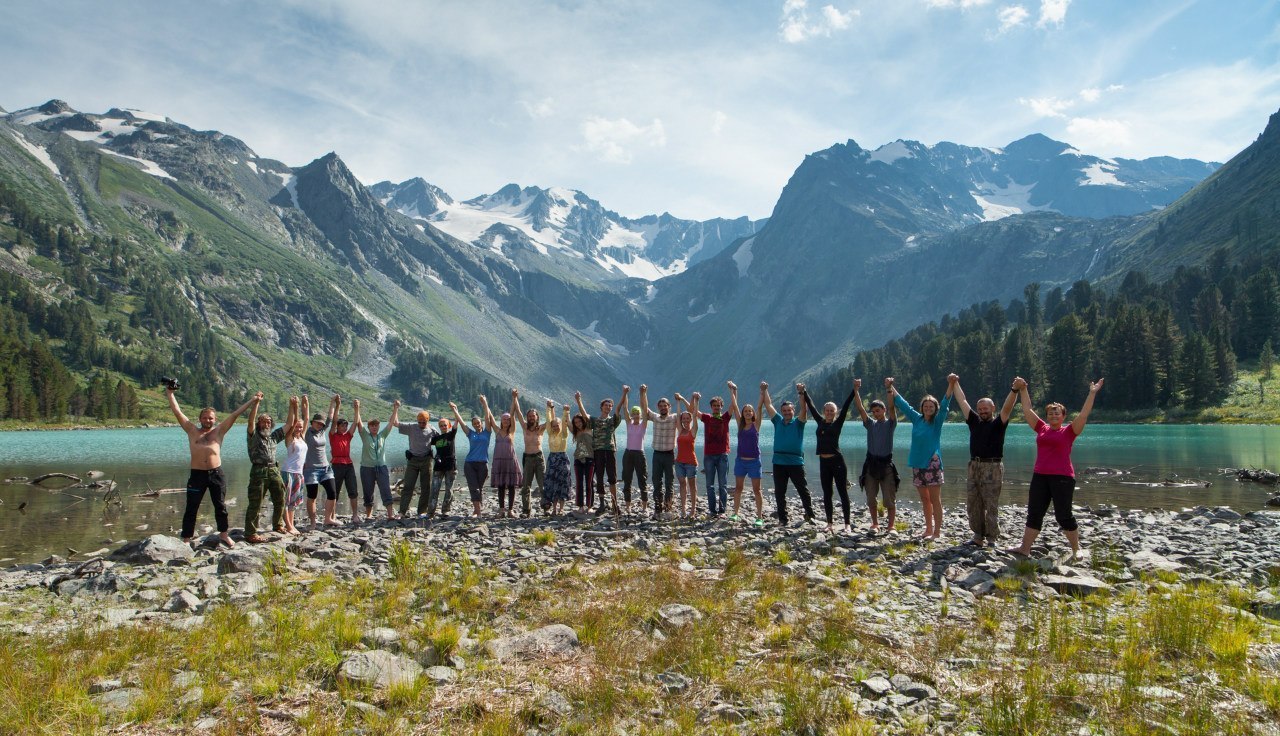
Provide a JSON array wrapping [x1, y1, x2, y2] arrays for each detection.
[[286, 396, 300, 440], [801, 385, 820, 423], [449, 401, 465, 430], [796, 384, 809, 422], [166, 387, 194, 432], [689, 394, 700, 437], [889, 379, 920, 422], [479, 395, 496, 431], [573, 391, 588, 418], [300, 395, 310, 426], [545, 398, 555, 430], [351, 399, 362, 432], [640, 384, 650, 419], [510, 388, 520, 427], [1071, 378, 1104, 435], [247, 392, 262, 437], [727, 381, 740, 420], [389, 399, 401, 428], [327, 394, 340, 423], [760, 381, 774, 418], [998, 384, 1016, 424], [615, 385, 630, 417], [951, 374, 972, 418], [1014, 377, 1040, 429], [218, 393, 258, 438], [853, 378, 869, 422]]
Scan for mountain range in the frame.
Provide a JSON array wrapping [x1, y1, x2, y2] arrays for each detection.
[[5, 96, 1276, 413]]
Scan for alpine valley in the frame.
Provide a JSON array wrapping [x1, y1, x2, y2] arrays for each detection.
[[4, 96, 1279, 419]]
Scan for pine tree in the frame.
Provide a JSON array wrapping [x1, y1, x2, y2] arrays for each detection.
[[1261, 339, 1274, 381], [1179, 333, 1218, 407], [1045, 314, 1094, 401]]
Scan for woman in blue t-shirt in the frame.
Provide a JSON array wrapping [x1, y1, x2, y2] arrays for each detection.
[[451, 398, 494, 518], [889, 376, 955, 541]]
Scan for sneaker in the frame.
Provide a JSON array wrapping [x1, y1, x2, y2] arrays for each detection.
[[730, 514, 740, 522], [753, 518, 764, 528]]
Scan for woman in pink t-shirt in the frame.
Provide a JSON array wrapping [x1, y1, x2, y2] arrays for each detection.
[[1008, 376, 1104, 560]]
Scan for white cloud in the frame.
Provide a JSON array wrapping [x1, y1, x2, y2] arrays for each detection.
[[1065, 117, 1131, 148], [996, 5, 1030, 32], [1021, 96, 1072, 118], [711, 110, 728, 135], [521, 97, 554, 119], [924, 0, 992, 8], [580, 116, 666, 164], [1036, 0, 1070, 28], [779, 0, 859, 43]]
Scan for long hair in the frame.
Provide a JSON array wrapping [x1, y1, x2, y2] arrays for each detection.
[[918, 394, 941, 424], [738, 404, 756, 429]]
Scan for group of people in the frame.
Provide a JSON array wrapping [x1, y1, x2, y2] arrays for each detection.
[[166, 373, 1103, 557]]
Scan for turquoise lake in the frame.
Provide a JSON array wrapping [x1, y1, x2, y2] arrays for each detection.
[[0, 423, 1277, 563]]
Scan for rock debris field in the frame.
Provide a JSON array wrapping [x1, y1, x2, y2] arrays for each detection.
[[2, 498, 1280, 735]]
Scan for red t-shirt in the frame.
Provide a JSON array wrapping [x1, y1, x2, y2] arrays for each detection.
[[676, 432, 698, 465], [329, 430, 354, 465], [1032, 419, 1077, 477], [699, 412, 732, 455]]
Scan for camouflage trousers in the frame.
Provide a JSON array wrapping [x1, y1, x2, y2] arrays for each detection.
[[966, 460, 1003, 542]]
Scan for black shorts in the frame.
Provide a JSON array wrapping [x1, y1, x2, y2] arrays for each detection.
[[593, 449, 617, 485]]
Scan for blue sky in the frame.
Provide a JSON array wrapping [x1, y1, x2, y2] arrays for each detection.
[[3, 0, 1279, 219]]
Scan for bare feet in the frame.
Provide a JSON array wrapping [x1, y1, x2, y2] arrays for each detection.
[[219, 532, 236, 548]]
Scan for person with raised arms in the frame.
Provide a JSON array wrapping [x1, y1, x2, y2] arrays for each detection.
[[357, 399, 398, 521], [429, 414, 459, 518], [244, 392, 287, 543], [890, 377, 954, 541], [761, 382, 815, 527], [166, 385, 257, 547], [1008, 376, 1104, 560], [951, 374, 1016, 547], [512, 389, 548, 518], [281, 396, 305, 535], [329, 405, 359, 525], [642, 385, 678, 521], [621, 402, 650, 515], [570, 411, 595, 513], [301, 394, 342, 529], [490, 394, 523, 518], [452, 397, 492, 518], [672, 391, 700, 518], [544, 402, 573, 516], [855, 379, 899, 535], [698, 391, 733, 518], [396, 402, 439, 518], [576, 386, 628, 516], [727, 381, 766, 526], [803, 379, 858, 534]]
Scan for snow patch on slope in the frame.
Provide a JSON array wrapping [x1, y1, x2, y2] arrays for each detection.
[[101, 149, 174, 179], [869, 140, 914, 165], [582, 320, 631, 356], [970, 179, 1049, 221], [7, 129, 60, 178], [1080, 162, 1124, 187], [733, 237, 755, 277]]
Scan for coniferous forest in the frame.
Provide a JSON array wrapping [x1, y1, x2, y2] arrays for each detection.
[[811, 251, 1280, 414]]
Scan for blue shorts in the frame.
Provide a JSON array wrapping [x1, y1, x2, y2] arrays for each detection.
[[734, 457, 762, 479], [675, 462, 698, 479], [304, 466, 335, 485]]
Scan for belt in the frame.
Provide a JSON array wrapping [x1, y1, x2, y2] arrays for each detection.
[[971, 457, 1003, 463], [252, 462, 277, 468]]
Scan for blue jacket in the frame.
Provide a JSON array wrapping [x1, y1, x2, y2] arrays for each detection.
[[894, 393, 951, 469]]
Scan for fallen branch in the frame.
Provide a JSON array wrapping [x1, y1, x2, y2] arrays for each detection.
[[29, 473, 81, 486]]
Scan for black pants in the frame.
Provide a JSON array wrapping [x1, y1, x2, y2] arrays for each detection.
[[819, 455, 851, 525], [1026, 473, 1078, 531], [182, 467, 229, 538], [332, 463, 358, 499], [772, 464, 814, 525], [651, 450, 675, 511], [593, 450, 617, 507], [621, 449, 648, 505], [400, 453, 434, 515], [575, 458, 595, 507]]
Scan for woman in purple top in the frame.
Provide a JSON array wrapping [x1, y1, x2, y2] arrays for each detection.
[[490, 393, 523, 518], [1008, 376, 1103, 560], [728, 381, 765, 526]]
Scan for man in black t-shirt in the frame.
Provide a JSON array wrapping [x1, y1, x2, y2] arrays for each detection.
[[951, 374, 1017, 547]]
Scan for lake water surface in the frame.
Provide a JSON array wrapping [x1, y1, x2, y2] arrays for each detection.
[[1, 423, 1277, 563]]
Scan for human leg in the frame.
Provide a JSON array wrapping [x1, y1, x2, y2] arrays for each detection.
[[773, 465, 792, 525], [819, 456, 836, 526], [833, 456, 851, 528], [244, 465, 266, 538]]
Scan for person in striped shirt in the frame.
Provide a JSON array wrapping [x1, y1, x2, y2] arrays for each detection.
[[641, 384, 679, 520]]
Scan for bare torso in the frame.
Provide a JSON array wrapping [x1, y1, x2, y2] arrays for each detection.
[[187, 425, 226, 470]]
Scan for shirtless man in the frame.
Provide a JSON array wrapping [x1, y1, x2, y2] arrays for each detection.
[[512, 389, 549, 518], [167, 386, 258, 547]]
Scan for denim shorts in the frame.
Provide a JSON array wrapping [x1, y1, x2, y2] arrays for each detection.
[[734, 457, 762, 479], [304, 466, 335, 485], [675, 462, 698, 479]]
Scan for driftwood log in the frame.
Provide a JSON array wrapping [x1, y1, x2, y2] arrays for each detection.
[[29, 473, 81, 485], [1235, 468, 1279, 485]]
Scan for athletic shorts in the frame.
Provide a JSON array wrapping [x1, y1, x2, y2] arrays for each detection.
[[734, 457, 762, 479]]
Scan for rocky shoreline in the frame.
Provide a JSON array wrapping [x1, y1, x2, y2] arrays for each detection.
[[2, 499, 1279, 734]]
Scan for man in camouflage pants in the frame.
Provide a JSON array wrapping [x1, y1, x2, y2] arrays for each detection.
[[949, 374, 1017, 547]]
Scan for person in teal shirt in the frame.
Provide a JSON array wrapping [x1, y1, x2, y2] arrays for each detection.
[[761, 381, 815, 526], [355, 399, 398, 520], [890, 376, 954, 541]]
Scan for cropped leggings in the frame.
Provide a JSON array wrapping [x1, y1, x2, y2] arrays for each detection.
[[1025, 473, 1078, 531]]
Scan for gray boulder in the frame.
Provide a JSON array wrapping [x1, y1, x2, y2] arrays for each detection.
[[92, 687, 142, 713], [337, 650, 423, 689], [111, 535, 193, 565], [655, 603, 703, 630], [217, 550, 266, 575], [485, 624, 581, 662], [1041, 574, 1112, 597]]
